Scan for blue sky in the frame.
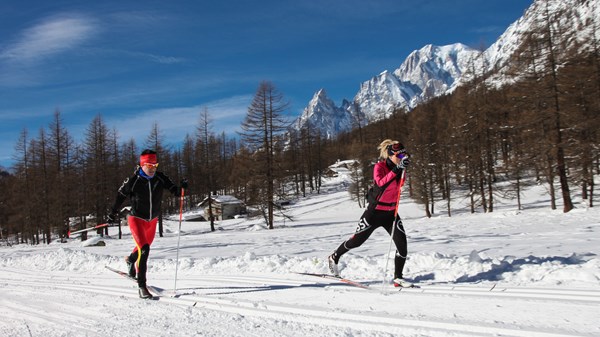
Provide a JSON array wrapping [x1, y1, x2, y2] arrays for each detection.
[[0, 0, 531, 168]]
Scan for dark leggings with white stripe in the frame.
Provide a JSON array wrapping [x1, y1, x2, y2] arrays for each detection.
[[333, 208, 408, 279]]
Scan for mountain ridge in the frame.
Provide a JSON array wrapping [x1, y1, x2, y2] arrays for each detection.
[[293, 0, 599, 139]]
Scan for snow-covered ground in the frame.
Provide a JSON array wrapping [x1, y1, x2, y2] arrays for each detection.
[[1, 172, 599, 337]]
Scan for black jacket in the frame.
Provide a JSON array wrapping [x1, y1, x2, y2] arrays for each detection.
[[112, 168, 179, 220]]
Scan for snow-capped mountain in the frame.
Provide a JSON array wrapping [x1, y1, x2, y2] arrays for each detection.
[[293, 42, 483, 137], [293, 0, 600, 139], [295, 43, 482, 136], [355, 43, 481, 122], [291, 89, 354, 139], [482, 0, 600, 86]]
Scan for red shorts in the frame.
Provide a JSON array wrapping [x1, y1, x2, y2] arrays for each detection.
[[128, 216, 158, 254]]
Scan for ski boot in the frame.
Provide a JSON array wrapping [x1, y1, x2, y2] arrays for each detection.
[[328, 253, 340, 277], [393, 278, 415, 288], [138, 286, 153, 299], [125, 256, 136, 279]]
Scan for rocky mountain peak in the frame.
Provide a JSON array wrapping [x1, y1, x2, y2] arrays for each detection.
[[292, 0, 598, 140]]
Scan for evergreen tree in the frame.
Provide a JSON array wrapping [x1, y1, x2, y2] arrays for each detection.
[[239, 81, 290, 229]]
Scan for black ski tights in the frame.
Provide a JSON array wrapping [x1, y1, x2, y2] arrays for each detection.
[[130, 244, 150, 286], [334, 209, 407, 278]]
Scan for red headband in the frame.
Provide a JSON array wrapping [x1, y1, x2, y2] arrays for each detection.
[[140, 153, 157, 166]]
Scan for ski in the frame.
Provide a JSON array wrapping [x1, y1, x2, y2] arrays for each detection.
[[105, 265, 163, 299], [105, 265, 137, 281], [295, 272, 371, 290], [296, 272, 424, 292]]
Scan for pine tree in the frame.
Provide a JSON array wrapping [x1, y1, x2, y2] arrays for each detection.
[[239, 81, 289, 229]]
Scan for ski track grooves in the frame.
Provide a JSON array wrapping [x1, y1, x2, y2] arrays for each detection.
[[179, 274, 600, 303], [2, 270, 596, 337]]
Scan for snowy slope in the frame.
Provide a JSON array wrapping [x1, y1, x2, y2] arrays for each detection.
[[1, 172, 599, 337]]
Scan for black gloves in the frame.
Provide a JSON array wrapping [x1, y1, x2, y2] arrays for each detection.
[[180, 178, 189, 189]]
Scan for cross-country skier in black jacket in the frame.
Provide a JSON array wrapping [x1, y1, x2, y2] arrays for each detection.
[[108, 149, 188, 298]]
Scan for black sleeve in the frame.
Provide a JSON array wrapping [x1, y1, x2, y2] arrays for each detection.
[[157, 172, 179, 196], [112, 175, 133, 213]]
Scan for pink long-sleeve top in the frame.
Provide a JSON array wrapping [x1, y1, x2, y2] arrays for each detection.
[[373, 160, 404, 211]]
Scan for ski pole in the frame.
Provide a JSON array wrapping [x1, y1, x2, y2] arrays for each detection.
[[382, 167, 407, 290], [68, 223, 109, 237], [173, 187, 185, 296]]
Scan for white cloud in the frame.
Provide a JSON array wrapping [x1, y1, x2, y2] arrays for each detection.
[[146, 54, 185, 64], [0, 14, 98, 64], [106, 95, 252, 146]]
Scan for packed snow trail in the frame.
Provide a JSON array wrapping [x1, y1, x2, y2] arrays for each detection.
[[1, 265, 599, 337]]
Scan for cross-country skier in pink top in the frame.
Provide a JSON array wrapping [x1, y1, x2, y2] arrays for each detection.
[[328, 139, 413, 288]]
